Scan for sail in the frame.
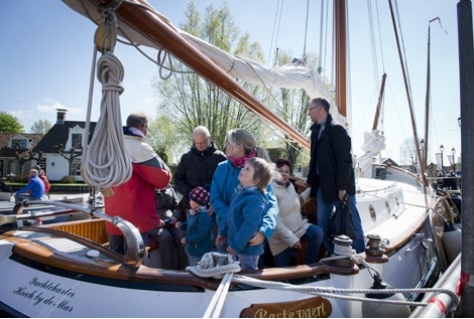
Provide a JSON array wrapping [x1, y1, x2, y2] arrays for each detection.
[[61, 0, 347, 143]]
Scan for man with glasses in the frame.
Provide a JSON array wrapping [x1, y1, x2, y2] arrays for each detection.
[[306, 98, 365, 255], [174, 126, 226, 211]]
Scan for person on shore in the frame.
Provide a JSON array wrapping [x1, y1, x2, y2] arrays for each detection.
[[104, 113, 172, 257], [269, 159, 324, 266], [33, 165, 51, 198], [15, 169, 45, 203], [306, 98, 365, 255], [210, 128, 279, 263], [176, 186, 213, 266], [226, 157, 278, 270]]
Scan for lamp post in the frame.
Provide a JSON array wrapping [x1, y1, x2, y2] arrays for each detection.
[[440, 144, 444, 173], [451, 148, 456, 171], [420, 139, 425, 169]]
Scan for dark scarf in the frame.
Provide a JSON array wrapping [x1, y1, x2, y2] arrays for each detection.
[[227, 148, 257, 168]]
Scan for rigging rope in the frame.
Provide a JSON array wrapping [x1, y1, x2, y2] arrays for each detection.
[[82, 51, 132, 191], [81, 9, 132, 192]]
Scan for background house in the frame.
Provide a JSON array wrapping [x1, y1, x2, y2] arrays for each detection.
[[0, 133, 44, 178], [33, 109, 97, 182]]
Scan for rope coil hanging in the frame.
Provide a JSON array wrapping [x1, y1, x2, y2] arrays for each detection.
[[81, 10, 131, 194]]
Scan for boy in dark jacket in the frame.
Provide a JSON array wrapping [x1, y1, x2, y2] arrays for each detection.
[[177, 186, 212, 266]]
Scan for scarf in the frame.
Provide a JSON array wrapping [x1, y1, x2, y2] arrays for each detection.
[[227, 148, 257, 168]]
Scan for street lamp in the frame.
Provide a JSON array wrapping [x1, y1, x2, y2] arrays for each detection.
[[420, 139, 425, 168], [451, 148, 456, 171], [440, 144, 444, 173]]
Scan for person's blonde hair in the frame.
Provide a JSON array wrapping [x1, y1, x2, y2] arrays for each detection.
[[245, 157, 280, 191], [226, 129, 270, 162]]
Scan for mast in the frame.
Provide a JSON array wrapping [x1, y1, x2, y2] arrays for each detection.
[[335, 0, 347, 117], [457, 0, 474, 317]]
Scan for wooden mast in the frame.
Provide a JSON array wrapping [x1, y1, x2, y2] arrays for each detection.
[[335, 0, 347, 117]]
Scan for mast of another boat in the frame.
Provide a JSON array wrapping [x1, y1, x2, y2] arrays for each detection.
[[457, 0, 474, 316]]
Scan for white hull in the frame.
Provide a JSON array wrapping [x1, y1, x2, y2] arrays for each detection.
[[0, 166, 457, 318]]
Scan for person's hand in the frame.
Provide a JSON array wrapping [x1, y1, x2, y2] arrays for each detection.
[[158, 219, 166, 227], [175, 221, 182, 229], [226, 246, 236, 255], [181, 237, 186, 245], [338, 190, 347, 202], [292, 241, 302, 250], [249, 232, 265, 246], [207, 205, 214, 217], [216, 234, 227, 247]]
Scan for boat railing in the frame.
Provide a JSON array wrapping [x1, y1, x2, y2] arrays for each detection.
[[1, 199, 145, 270]]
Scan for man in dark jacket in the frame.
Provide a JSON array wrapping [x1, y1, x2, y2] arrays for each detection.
[[306, 98, 365, 255], [174, 126, 226, 210]]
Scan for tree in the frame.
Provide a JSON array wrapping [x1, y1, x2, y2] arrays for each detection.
[[0, 111, 23, 133], [13, 150, 45, 175], [148, 114, 185, 163], [55, 144, 82, 176], [154, 2, 266, 151], [31, 119, 52, 134]]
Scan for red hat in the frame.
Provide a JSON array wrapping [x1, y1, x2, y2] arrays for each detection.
[[189, 186, 210, 206]]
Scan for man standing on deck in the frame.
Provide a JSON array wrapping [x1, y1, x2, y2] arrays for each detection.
[[306, 97, 365, 255], [105, 113, 172, 256], [174, 126, 226, 211]]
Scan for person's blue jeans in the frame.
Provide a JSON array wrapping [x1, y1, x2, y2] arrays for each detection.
[[236, 254, 260, 270], [316, 188, 365, 255], [273, 224, 324, 267]]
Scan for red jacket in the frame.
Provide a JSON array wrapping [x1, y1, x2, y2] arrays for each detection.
[[38, 173, 51, 194], [105, 131, 171, 236]]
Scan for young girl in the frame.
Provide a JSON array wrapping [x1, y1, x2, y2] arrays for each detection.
[[176, 186, 212, 266], [226, 157, 279, 270]]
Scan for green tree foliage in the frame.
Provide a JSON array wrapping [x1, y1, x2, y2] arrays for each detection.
[[148, 114, 184, 164], [30, 119, 52, 134], [153, 2, 266, 151], [0, 111, 23, 133]]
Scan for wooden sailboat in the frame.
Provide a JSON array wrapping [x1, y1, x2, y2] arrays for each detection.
[[0, 0, 461, 317]]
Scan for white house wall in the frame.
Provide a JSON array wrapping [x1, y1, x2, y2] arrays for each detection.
[[43, 154, 84, 182]]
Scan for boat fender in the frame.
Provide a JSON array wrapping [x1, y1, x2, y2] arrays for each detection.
[[442, 221, 462, 264], [86, 249, 100, 258], [361, 274, 410, 318]]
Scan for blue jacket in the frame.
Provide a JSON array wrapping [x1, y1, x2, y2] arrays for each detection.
[[181, 207, 212, 258], [18, 175, 45, 199], [210, 160, 279, 238], [227, 186, 268, 256]]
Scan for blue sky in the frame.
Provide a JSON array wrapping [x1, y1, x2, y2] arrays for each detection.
[[0, 0, 465, 165]]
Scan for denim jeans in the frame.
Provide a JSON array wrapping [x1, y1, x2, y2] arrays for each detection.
[[236, 254, 260, 270], [273, 224, 324, 267], [316, 188, 365, 255], [187, 254, 201, 267]]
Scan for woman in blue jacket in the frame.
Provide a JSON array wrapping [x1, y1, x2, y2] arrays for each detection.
[[210, 129, 279, 258]]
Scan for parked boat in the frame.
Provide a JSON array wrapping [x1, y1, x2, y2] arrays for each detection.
[[0, 0, 462, 317]]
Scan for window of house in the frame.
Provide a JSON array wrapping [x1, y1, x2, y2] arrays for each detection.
[[71, 157, 81, 176], [71, 134, 82, 149], [12, 139, 27, 149]]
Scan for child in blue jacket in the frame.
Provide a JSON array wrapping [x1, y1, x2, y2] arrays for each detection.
[[177, 186, 212, 266], [226, 157, 278, 270]]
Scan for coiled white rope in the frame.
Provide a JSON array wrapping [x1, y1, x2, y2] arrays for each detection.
[[81, 51, 132, 191]]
